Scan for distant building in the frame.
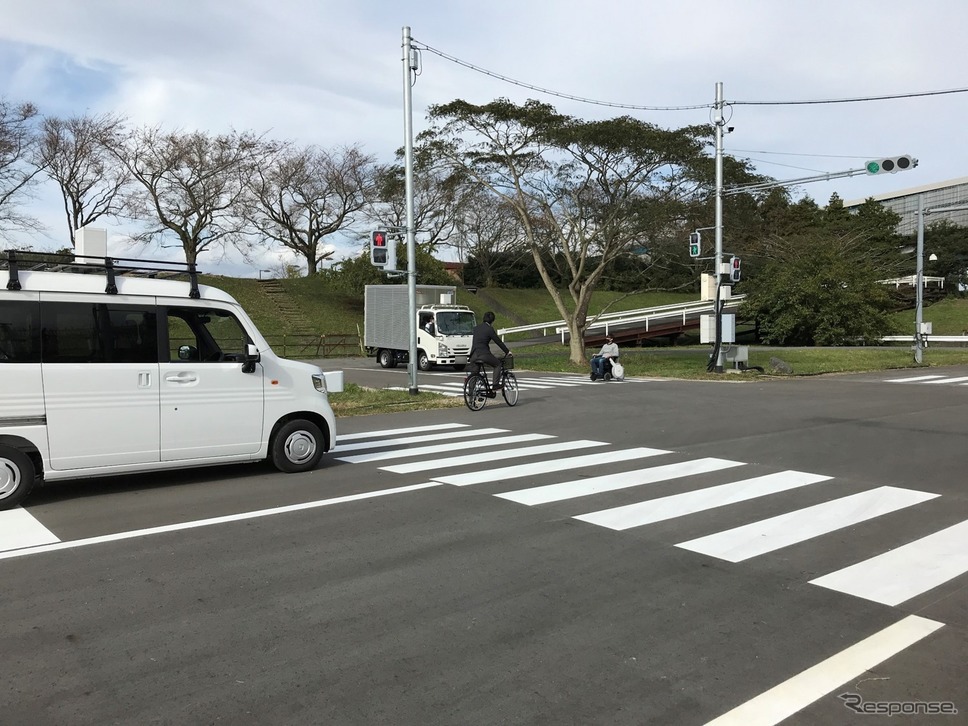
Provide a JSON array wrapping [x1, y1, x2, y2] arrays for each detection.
[[844, 177, 968, 236], [442, 261, 464, 281]]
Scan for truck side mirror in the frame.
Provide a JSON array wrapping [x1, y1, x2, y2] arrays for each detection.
[[242, 343, 261, 374]]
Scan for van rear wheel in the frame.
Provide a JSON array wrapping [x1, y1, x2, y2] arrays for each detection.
[[271, 419, 324, 473], [0, 445, 35, 510]]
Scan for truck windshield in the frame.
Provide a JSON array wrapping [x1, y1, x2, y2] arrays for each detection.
[[435, 311, 476, 335]]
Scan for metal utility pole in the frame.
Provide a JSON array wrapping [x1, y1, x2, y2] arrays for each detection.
[[402, 26, 419, 394], [711, 81, 726, 373]]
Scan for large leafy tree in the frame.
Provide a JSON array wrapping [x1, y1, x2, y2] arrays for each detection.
[[423, 98, 720, 364], [246, 143, 377, 275], [738, 195, 903, 345]]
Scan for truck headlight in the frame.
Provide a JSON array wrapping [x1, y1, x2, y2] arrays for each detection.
[[438, 344, 451, 356], [312, 373, 327, 393]]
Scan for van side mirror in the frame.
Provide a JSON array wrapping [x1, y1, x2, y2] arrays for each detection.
[[241, 343, 261, 374], [178, 344, 198, 361]]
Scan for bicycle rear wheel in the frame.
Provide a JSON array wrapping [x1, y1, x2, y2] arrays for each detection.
[[501, 371, 519, 406], [463, 374, 488, 411]]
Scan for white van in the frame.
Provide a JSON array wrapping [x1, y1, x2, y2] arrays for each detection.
[[0, 251, 337, 510]]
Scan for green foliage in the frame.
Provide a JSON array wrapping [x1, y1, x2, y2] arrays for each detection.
[[740, 234, 898, 345]]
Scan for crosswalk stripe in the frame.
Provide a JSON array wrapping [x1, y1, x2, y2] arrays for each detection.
[[334, 433, 556, 464], [572, 471, 832, 529], [884, 374, 947, 383], [500, 458, 746, 507], [336, 423, 469, 442], [333, 427, 509, 453], [809, 518, 968, 606], [704, 615, 944, 726], [0, 508, 61, 553], [432, 447, 671, 487], [676, 486, 939, 562], [382, 440, 607, 474]]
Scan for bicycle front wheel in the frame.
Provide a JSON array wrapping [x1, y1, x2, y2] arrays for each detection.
[[501, 371, 519, 406], [463, 374, 488, 411]]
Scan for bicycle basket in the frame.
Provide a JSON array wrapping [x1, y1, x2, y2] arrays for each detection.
[[503, 356, 515, 370]]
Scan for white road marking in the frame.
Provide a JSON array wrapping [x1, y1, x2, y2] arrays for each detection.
[[335, 433, 555, 464], [383, 440, 607, 474], [884, 374, 947, 383], [571, 471, 832, 529], [923, 375, 968, 384], [433, 447, 671, 487], [0, 483, 441, 561], [501, 458, 746, 507], [0, 508, 61, 553], [810, 518, 968, 606], [676, 486, 939, 562], [333, 428, 509, 453], [704, 615, 944, 726], [336, 423, 469, 442]]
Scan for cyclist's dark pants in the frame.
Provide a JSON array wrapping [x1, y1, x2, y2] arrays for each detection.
[[471, 352, 503, 388]]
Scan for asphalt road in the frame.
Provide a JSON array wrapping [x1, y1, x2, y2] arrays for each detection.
[[2, 360, 966, 725]]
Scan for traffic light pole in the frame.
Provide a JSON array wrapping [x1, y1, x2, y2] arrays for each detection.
[[711, 82, 726, 373], [402, 26, 419, 394]]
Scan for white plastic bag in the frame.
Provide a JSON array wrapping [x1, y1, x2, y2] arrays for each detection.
[[609, 361, 625, 381]]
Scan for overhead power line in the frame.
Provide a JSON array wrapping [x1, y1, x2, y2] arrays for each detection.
[[732, 87, 968, 105], [413, 39, 968, 111], [411, 40, 711, 112]]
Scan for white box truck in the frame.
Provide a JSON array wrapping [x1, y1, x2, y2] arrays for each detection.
[[363, 284, 476, 371], [0, 250, 338, 510]]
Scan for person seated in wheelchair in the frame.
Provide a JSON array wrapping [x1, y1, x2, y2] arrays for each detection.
[[470, 311, 511, 396], [590, 334, 619, 380]]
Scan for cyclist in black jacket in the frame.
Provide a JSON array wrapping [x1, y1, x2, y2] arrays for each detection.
[[469, 311, 511, 393]]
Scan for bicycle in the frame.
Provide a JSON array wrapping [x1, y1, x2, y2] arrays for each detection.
[[463, 355, 518, 411]]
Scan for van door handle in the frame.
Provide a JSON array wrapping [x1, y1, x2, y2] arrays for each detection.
[[165, 373, 198, 383], [138, 372, 152, 387]]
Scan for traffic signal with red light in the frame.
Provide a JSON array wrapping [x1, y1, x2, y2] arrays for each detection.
[[370, 231, 389, 267], [729, 256, 741, 283]]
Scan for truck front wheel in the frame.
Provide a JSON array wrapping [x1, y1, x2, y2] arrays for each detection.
[[377, 349, 396, 368], [417, 350, 432, 371]]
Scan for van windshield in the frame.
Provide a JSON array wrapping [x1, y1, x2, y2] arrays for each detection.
[[435, 311, 476, 335]]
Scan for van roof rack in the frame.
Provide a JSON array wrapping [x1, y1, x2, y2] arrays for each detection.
[[3, 249, 201, 299]]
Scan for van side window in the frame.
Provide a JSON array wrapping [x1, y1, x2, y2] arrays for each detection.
[[0, 300, 42, 363], [40, 302, 158, 364], [165, 306, 249, 363]]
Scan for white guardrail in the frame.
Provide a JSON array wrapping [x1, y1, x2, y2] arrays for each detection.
[[497, 296, 746, 343], [880, 336, 968, 344]]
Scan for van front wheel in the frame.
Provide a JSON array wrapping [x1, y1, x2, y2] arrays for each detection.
[[0, 445, 35, 510], [271, 420, 324, 473]]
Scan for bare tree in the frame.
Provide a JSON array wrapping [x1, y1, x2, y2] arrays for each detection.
[[113, 126, 268, 266], [246, 143, 377, 275], [0, 99, 44, 241], [370, 147, 467, 251], [38, 112, 131, 247]]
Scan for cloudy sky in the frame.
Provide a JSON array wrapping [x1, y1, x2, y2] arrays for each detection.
[[1, 0, 965, 276]]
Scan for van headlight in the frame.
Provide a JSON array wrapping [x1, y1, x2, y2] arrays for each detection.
[[312, 374, 327, 393]]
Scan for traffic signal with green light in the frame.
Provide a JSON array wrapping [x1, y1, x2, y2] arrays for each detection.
[[865, 155, 917, 175]]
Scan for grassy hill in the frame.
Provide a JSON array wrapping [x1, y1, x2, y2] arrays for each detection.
[[201, 274, 968, 350]]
